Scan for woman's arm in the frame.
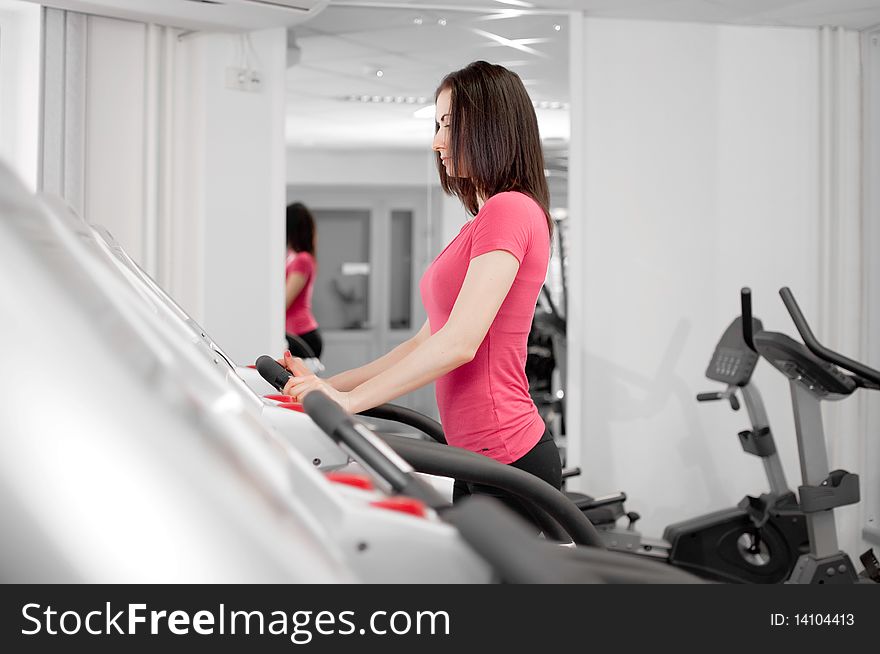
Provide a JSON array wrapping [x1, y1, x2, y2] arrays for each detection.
[[285, 250, 520, 412], [280, 319, 431, 389], [285, 272, 307, 309], [280, 320, 430, 388], [326, 320, 432, 391]]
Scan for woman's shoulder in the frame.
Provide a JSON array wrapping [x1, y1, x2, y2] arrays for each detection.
[[288, 250, 316, 271], [478, 192, 546, 228], [483, 190, 539, 208]]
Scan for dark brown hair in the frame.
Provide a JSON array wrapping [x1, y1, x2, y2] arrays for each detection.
[[435, 60, 552, 235], [286, 202, 316, 255]]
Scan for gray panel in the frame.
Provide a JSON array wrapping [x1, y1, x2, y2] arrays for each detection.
[[312, 208, 370, 330], [389, 209, 412, 330]]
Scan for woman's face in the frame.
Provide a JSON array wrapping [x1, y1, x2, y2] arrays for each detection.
[[432, 88, 465, 178]]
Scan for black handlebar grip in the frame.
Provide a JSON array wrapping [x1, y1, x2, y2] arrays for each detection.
[[302, 391, 444, 506], [256, 355, 292, 392], [301, 389, 351, 440], [741, 287, 755, 352], [696, 392, 721, 402]]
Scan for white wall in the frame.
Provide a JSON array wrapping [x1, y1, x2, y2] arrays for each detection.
[[84, 16, 148, 263], [287, 147, 470, 251], [0, 0, 40, 190], [568, 18, 841, 543], [60, 16, 287, 365], [180, 29, 288, 365], [287, 148, 434, 188]]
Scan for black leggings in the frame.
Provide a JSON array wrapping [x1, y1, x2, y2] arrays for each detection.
[[286, 329, 323, 359], [452, 429, 562, 530]]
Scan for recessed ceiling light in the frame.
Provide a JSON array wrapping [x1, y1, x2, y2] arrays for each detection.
[[413, 17, 423, 25], [438, 18, 447, 26], [376, 70, 384, 78], [554, 24, 562, 32]]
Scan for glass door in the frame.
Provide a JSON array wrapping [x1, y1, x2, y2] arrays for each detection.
[[287, 185, 436, 419]]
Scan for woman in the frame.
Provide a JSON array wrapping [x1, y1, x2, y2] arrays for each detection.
[[285, 202, 323, 360], [282, 61, 560, 521]]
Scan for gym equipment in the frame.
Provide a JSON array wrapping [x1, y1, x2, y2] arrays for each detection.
[[0, 165, 355, 583], [593, 287, 877, 584], [357, 299, 815, 583], [301, 390, 702, 584], [527, 285, 568, 464], [1, 163, 495, 583], [0, 161, 699, 584], [38, 194, 349, 471], [660, 299, 809, 583], [745, 287, 880, 583], [255, 356, 606, 547]]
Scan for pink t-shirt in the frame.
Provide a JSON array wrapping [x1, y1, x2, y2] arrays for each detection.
[[419, 192, 550, 464], [285, 250, 319, 335]]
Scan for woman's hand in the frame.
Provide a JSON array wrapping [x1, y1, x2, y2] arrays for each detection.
[[278, 350, 313, 376], [279, 350, 353, 412], [283, 374, 353, 413]]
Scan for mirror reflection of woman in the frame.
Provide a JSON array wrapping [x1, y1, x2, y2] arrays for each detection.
[[285, 202, 323, 361], [282, 61, 560, 524]]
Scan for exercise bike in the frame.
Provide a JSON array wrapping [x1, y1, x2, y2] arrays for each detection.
[[600, 287, 879, 584], [342, 309, 807, 580], [523, 285, 809, 581], [744, 287, 879, 583], [588, 298, 808, 583]]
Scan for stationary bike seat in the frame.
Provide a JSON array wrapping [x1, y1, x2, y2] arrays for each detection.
[[565, 491, 627, 527]]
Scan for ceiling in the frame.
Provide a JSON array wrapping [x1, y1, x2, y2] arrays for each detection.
[[285, 0, 880, 151], [285, 3, 570, 150]]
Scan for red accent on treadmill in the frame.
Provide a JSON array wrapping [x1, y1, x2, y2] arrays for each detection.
[[325, 472, 375, 491], [369, 497, 428, 518]]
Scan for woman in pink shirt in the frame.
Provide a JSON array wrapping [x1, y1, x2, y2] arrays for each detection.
[[285, 202, 322, 360], [282, 61, 561, 523]]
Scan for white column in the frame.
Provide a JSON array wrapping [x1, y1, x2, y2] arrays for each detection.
[[816, 26, 865, 560]]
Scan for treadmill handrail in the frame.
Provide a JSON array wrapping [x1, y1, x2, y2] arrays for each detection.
[[381, 433, 605, 548], [359, 404, 447, 444], [779, 287, 880, 387], [302, 391, 448, 508], [360, 403, 605, 547]]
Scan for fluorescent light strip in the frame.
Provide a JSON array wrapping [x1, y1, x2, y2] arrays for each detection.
[[411, 101, 569, 116], [475, 10, 528, 21], [344, 95, 429, 104], [471, 28, 549, 57]]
